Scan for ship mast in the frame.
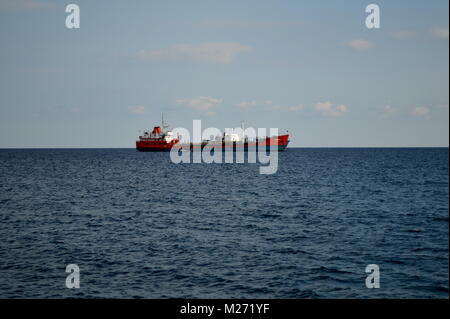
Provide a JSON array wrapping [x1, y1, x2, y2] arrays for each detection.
[[162, 112, 169, 132]]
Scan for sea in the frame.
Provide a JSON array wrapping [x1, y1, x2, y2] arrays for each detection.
[[0, 148, 448, 298]]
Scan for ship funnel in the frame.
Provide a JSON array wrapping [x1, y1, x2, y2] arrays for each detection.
[[152, 126, 162, 135]]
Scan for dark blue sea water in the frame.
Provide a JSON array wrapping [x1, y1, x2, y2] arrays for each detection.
[[0, 148, 448, 298]]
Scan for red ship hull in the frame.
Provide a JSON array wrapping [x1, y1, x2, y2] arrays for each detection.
[[136, 139, 179, 152], [136, 134, 290, 152]]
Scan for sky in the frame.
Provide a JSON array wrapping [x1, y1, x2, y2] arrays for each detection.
[[0, 0, 448, 148]]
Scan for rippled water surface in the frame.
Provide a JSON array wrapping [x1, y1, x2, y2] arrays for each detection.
[[0, 148, 448, 298]]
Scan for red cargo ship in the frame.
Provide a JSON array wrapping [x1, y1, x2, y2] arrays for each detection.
[[136, 116, 179, 152], [136, 117, 290, 152]]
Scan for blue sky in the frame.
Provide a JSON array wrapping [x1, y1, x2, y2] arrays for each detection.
[[0, 0, 448, 147]]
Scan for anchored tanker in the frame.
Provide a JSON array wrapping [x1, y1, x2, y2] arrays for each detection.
[[136, 116, 290, 152]]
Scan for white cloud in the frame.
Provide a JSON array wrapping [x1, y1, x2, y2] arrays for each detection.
[[0, 0, 54, 9], [389, 28, 448, 41], [236, 100, 257, 108], [412, 106, 431, 117], [336, 104, 347, 113], [314, 101, 348, 117], [431, 27, 449, 40], [346, 39, 375, 51], [128, 106, 145, 114], [137, 42, 253, 64], [176, 96, 223, 111]]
